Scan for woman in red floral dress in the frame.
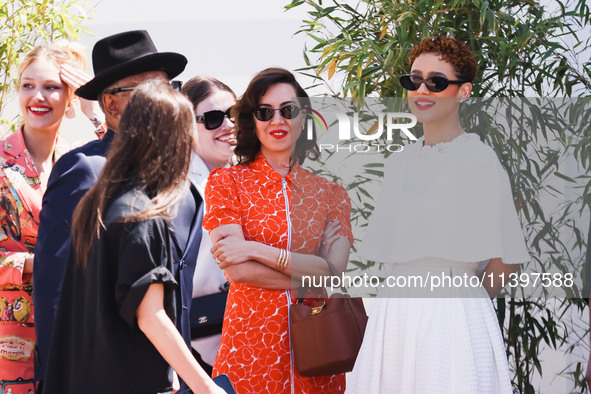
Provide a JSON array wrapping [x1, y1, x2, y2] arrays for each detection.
[[203, 68, 353, 393], [0, 41, 100, 390]]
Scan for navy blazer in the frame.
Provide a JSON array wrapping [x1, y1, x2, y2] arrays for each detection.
[[34, 130, 115, 382], [170, 184, 202, 350], [166, 184, 202, 394], [33, 130, 200, 384]]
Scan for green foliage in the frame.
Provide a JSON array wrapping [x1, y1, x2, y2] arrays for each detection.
[[287, 0, 591, 392], [287, 0, 591, 98], [0, 0, 93, 127]]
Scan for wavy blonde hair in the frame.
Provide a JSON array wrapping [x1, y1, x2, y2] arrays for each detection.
[[18, 40, 88, 95]]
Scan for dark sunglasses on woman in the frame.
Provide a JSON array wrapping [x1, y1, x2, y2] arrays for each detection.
[[399, 75, 465, 93], [196, 108, 233, 130], [253, 105, 301, 122]]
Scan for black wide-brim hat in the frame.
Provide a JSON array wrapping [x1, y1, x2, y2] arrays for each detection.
[[76, 30, 187, 100]]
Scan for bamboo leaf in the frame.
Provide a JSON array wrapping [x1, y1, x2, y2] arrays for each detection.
[[554, 171, 576, 183], [379, 25, 388, 41]]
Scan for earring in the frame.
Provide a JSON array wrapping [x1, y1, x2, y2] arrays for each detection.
[[65, 105, 77, 119]]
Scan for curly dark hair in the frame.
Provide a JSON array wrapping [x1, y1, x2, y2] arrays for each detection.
[[408, 36, 478, 83], [233, 67, 319, 165]]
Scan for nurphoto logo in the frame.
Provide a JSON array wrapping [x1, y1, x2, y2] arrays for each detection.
[[305, 104, 418, 153]]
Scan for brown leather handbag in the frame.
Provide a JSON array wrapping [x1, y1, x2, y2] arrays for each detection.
[[289, 261, 368, 377]]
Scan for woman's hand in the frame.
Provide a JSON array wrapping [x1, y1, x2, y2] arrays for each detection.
[[481, 258, 520, 299], [209, 224, 294, 288], [60, 64, 104, 125], [23, 254, 34, 274], [211, 236, 253, 269], [319, 219, 343, 261], [137, 283, 224, 394]]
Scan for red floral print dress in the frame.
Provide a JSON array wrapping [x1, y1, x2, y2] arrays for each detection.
[[0, 127, 66, 390], [203, 152, 353, 394]]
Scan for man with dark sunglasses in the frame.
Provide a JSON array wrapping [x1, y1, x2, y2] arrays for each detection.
[[33, 30, 201, 393]]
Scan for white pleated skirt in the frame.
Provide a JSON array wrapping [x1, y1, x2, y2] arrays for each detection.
[[347, 261, 514, 394]]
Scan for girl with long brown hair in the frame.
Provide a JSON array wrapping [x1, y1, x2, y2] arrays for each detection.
[[43, 82, 224, 394]]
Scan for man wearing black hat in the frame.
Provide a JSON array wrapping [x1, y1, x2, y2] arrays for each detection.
[[33, 30, 199, 392]]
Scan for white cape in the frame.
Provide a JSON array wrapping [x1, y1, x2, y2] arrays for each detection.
[[357, 133, 529, 265]]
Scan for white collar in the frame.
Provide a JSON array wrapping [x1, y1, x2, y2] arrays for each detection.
[[188, 152, 210, 197]]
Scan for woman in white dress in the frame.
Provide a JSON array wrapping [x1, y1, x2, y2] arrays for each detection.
[[347, 36, 529, 393]]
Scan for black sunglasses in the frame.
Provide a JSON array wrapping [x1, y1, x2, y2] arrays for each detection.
[[103, 86, 136, 95], [103, 80, 184, 95], [170, 80, 183, 91], [196, 108, 233, 130], [399, 75, 465, 93], [253, 105, 301, 122]]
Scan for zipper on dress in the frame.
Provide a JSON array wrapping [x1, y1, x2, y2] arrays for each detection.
[[281, 177, 292, 248], [281, 176, 295, 394], [286, 289, 295, 394]]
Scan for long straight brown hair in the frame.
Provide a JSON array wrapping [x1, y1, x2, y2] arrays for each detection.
[[71, 81, 196, 268]]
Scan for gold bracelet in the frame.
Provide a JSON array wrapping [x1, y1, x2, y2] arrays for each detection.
[[275, 249, 283, 271], [275, 248, 288, 272], [279, 249, 287, 272], [280, 249, 288, 272], [282, 250, 290, 271]]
